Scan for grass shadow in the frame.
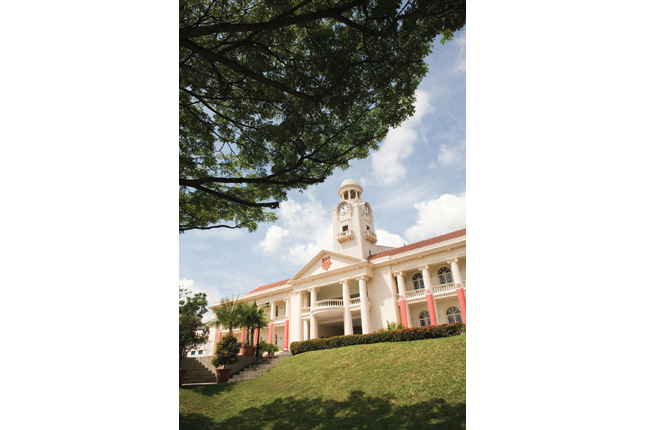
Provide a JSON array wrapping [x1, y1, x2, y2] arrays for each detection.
[[180, 390, 465, 430]]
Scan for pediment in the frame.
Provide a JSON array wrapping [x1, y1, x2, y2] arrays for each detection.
[[290, 250, 365, 282]]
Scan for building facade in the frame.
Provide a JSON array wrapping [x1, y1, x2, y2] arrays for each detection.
[[209, 179, 466, 350]]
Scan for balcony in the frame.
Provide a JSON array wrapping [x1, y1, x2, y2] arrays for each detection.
[[405, 289, 426, 300], [302, 306, 311, 315], [313, 299, 344, 309], [336, 230, 354, 243], [364, 230, 378, 244], [273, 315, 286, 323]]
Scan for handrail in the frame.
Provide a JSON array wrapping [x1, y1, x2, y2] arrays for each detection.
[[313, 299, 344, 308], [405, 289, 425, 299]]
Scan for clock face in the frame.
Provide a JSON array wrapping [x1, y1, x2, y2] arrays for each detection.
[[363, 205, 370, 215], [338, 202, 349, 215]]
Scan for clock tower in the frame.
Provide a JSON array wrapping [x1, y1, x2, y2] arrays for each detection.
[[332, 179, 379, 259]]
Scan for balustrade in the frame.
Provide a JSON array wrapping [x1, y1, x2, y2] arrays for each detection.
[[336, 230, 354, 243], [273, 315, 286, 322], [302, 306, 311, 315], [405, 289, 425, 300], [349, 298, 361, 306], [312, 299, 344, 309]]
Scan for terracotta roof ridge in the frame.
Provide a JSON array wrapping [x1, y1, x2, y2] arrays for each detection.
[[367, 228, 466, 260]]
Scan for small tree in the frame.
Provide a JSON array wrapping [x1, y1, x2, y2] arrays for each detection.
[[179, 287, 210, 368], [212, 332, 241, 368], [212, 296, 244, 333]]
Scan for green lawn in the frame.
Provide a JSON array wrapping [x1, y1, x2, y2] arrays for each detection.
[[180, 334, 466, 429]]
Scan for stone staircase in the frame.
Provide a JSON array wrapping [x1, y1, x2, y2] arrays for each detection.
[[228, 352, 292, 383], [181, 356, 219, 383]]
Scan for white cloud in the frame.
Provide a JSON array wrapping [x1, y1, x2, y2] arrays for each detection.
[[256, 193, 333, 266], [179, 278, 224, 323], [367, 90, 434, 185], [258, 226, 290, 253], [454, 31, 466, 73], [376, 229, 406, 247], [404, 192, 466, 242], [437, 143, 464, 165]]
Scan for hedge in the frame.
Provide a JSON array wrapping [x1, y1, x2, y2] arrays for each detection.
[[290, 322, 466, 355]]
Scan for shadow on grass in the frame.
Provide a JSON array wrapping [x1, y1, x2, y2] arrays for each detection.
[[180, 390, 465, 430]]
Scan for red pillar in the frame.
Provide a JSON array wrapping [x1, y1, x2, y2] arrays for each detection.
[[268, 323, 274, 345], [283, 319, 290, 350], [398, 295, 409, 328], [456, 284, 467, 324], [254, 328, 259, 346], [425, 292, 438, 326], [241, 329, 246, 344], [217, 331, 222, 342]]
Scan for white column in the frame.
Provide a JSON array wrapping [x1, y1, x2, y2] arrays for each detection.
[[342, 281, 353, 335], [303, 319, 309, 341], [397, 272, 411, 327], [310, 288, 318, 310], [450, 259, 464, 288], [387, 271, 401, 325], [357, 275, 372, 334], [270, 302, 276, 321], [311, 314, 318, 339], [292, 292, 303, 342]]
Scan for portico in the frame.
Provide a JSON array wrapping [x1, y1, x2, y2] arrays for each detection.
[[207, 179, 467, 352]]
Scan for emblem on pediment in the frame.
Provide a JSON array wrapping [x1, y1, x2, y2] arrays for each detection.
[[321, 256, 332, 271]]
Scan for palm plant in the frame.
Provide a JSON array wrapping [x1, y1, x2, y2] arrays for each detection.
[[209, 296, 244, 334], [249, 302, 271, 356]]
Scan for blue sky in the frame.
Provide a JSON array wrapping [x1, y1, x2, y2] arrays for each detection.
[[180, 28, 467, 320]]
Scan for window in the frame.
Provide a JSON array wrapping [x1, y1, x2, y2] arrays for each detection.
[[343, 191, 349, 199], [446, 306, 462, 324], [419, 311, 431, 326], [275, 306, 279, 317], [350, 190, 356, 199], [198, 350, 203, 355], [190, 351, 195, 356], [366, 226, 370, 231], [438, 266, 453, 284], [412, 273, 424, 290], [342, 225, 349, 232]]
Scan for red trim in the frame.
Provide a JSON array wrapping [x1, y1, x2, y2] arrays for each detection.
[[399, 298, 409, 328], [456, 287, 467, 324], [367, 228, 466, 261], [425, 292, 438, 326], [283, 320, 290, 350]]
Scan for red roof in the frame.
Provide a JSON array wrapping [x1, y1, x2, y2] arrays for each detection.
[[367, 228, 466, 261], [244, 278, 290, 296], [242, 228, 465, 296]]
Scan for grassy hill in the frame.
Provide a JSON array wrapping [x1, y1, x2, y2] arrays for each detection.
[[180, 334, 466, 430]]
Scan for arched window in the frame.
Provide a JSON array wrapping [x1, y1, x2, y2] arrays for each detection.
[[419, 310, 431, 326], [446, 306, 462, 324], [412, 273, 424, 290], [438, 266, 453, 284], [350, 190, 356, 199]]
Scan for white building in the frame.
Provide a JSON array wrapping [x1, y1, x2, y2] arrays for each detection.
[[209, 179, 466, 350]]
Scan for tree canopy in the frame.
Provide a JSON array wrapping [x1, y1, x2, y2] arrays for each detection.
[[179, 287, 210, 367], [179, 0, 466, 232]]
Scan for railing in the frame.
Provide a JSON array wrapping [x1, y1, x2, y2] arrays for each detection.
[[313, 299, 344, 309], [432, 282, 456, 294], [336, 230, 354, 243], [363, 230, 378, 243], [405, 289, 426, 300], [273, 315, 286, 323], [349, 298, 361, 306], [302, 306, 311, 315]]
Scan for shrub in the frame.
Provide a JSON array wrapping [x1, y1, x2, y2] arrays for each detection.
[[290, 322, 465, 355], [212, 332, 241, 367]]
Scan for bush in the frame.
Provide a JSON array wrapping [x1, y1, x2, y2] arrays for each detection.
[[212, 332, 241, 367], [258, 340, 280, 356], [290, 322, 466, 355]]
